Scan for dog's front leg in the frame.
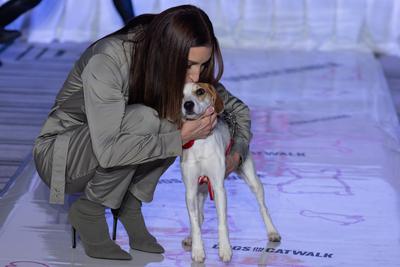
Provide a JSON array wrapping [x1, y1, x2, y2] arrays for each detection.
[[209, 161, 232, 262], [186, 186, 205, 262], [182, 165, 206, 262]]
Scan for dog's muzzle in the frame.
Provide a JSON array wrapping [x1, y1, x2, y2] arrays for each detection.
[[183, 101, 195, 113]]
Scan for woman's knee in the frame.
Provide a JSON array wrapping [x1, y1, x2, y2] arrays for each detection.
[[33, 136, 56, 187]]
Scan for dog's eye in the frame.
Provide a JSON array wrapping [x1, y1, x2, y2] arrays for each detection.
[[196, 88, 205, 96]]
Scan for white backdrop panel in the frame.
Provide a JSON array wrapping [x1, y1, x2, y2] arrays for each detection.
[[2, 0, 400, 55]]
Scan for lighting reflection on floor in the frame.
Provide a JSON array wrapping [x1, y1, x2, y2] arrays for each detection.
[[0, 45, 399, 266]]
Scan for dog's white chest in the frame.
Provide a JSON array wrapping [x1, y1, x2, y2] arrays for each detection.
[[181, 121, 230, 163]]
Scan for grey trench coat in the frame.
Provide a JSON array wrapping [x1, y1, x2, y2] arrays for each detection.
[[33, 27, 252, 208]]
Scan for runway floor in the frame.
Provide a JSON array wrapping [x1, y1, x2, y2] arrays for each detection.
[[0, 42, 400, 267]]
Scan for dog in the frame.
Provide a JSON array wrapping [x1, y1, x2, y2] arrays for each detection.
[[180, 82, 281, 263]]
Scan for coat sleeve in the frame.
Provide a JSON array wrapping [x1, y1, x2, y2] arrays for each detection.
[[215, 83, 253, 162], [82, 53, 182, 168]]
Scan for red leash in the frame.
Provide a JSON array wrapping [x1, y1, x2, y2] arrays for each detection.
[[198, 175, 214, 200], [182, 139, 234, 201]]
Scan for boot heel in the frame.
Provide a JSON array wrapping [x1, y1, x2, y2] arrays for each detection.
[[68, 199, 131, 260], [111, 208, 120, 241], [72, 226, 77, 248]]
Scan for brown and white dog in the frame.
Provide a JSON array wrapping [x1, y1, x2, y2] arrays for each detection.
[[180, 82, 281, 263]]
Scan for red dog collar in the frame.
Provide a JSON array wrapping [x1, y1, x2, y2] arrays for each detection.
[[182, 140, 195, 149]]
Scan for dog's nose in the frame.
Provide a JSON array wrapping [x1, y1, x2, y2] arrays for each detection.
[[184, 101, 194, 112]]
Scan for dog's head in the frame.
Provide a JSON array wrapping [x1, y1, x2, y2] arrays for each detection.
[[182, 82, 224, 120]]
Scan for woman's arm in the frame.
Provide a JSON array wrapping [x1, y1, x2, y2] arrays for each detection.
[[82, 53, 182, 168]]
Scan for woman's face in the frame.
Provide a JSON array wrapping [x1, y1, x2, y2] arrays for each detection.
[[186, 46, 212, 83]]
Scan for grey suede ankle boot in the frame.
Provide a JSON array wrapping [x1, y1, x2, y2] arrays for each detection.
[[119, 193, 164, 253], [69, 198, 132, 260]]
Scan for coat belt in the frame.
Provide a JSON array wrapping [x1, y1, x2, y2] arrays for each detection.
[[49, 130, 73, 204], [48, 109, 83, 204]]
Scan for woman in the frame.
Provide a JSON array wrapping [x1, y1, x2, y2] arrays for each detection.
[[33, 5, 251, 260]]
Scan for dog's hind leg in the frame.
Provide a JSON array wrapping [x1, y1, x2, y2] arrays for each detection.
[[237, 154, 281, 242]]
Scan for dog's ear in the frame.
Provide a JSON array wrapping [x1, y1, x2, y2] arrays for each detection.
[[198, 83, 224, 114], [213, 90, 224, 114]]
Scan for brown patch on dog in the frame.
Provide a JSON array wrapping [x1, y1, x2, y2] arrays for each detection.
[[197, 83, 224, 114]]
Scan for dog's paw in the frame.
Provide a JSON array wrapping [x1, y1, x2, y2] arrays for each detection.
[[219, 245, 232, 262], [182, 236, 192, 251], [192, 247, 206, 262], [268, 231, 281, 242]]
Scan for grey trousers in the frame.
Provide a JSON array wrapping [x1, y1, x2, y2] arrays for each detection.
[[33, 105, 177, 208]]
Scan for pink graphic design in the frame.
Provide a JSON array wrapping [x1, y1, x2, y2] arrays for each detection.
[[263, 168, 353, 196], [251, 108, 317, 138], [300, 210, 365, 225]]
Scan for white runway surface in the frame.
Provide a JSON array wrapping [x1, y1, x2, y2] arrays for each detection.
[[0, 44, 400, 266]]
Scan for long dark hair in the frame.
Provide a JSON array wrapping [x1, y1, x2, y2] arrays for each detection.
[[113, 5, 223, 124]]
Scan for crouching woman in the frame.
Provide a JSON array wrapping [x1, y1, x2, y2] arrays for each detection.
[[33, 5, 251, 260]]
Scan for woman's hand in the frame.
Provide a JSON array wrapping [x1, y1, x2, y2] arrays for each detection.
[[225, 152, 241, 177], [180, 107, 217, 144]]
